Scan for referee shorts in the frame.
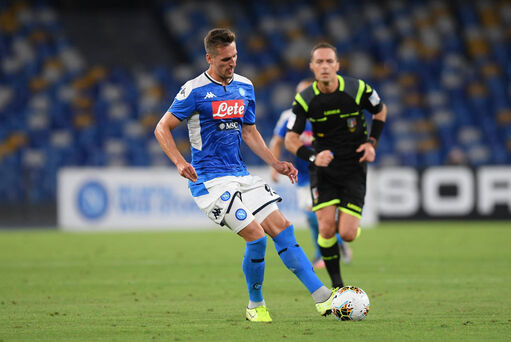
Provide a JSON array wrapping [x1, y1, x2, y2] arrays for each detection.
[[309, 162, 367, 219]]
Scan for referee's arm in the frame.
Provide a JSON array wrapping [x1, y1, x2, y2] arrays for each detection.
[[285, 131, 333, 167], [283, 131, 302, 156]]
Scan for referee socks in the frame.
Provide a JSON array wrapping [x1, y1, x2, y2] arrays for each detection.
[[318, 235, 344, 288]]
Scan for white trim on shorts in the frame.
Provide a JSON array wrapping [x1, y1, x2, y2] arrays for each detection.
[[192, 175, 282, 233]]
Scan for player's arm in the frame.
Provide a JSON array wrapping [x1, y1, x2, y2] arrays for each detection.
[[369, 103, 387, 142], [242, 124, 297, 184], [154, 112, 198, 182], [357, 85, 387, 163], [284, 108, 333, 167], [268, 135, 283, 182]]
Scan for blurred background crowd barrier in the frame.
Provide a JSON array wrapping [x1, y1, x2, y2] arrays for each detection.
[[0, 0, 510, 227]]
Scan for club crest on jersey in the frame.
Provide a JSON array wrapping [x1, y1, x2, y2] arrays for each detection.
[[347, 118, 357, 133], [212, 100, 245, 119]]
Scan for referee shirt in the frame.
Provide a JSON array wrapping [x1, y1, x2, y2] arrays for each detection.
[[288, 75, 383, 165]]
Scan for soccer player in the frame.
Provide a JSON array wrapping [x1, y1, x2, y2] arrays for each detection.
[[154, 28, 335, 322], [285, 42, 387, 289], [269, 79, 352, 269]]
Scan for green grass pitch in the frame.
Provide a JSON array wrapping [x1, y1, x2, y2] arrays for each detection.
[[1, 222, 510, 341]]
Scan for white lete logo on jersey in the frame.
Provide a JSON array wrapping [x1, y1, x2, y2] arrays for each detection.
[[212, 100, 245, 119]]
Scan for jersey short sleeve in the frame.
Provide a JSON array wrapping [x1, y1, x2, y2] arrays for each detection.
[[241, 85, 256, 125], [289, 95, 308, 134], [360, 83, 383, 114], [168, 81, 196, 120]]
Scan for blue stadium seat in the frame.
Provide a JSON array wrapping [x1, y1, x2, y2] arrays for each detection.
[[1, 0, 509, 206]]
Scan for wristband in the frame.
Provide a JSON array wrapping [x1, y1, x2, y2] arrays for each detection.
[[296, 145, 316, 163], [367, 137, 377, 147], [369, 119, 385, 141]]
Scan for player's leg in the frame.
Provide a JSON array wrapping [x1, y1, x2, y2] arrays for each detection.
[[220, 191, 271, 322], [260, 209, 334, 316], [334, 210, 353, 264], [338, 236, 353, 264], [236, 221, 272, 322], [297, 185, 323, 266], [310, 165, 345, 287], [337, 210, 361, 242], [306, 210, 325, 267], [337, 171, 365, 242], [240, 176, 334, 315], [260, 209, 325, 295], [315, 205, 344, 288]]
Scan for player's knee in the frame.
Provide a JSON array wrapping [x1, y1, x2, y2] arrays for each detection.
[[238, 220, 264, 241], [340, 226, 358, 242], [317, 219, 336, 238], [261, 210, 291, 236]]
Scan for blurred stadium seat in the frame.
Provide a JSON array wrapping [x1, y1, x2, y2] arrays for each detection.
[[0, 0, 509, 214]]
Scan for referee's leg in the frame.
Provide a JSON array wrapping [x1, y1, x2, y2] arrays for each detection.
[[337, 212, 360, 242], [315, 205, 344, 288]]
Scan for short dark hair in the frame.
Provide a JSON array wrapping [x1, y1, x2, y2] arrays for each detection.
[[311, 42, 338, 60], [204, 28, 236, 55]]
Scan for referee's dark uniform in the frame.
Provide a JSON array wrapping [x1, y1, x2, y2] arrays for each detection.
[[288, 74, 384, 218]]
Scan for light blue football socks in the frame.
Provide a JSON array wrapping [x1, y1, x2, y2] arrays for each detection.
[[272, 225, 323, 294], [243, 236, 267, 304]]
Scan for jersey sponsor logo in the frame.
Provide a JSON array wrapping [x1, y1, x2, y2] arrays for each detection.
[[217, 121, 239, 131], [212, 100, 245, 119]]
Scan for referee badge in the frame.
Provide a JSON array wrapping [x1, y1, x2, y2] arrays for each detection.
[[312, 187, 319, 204], [347, 118, 357, 133]]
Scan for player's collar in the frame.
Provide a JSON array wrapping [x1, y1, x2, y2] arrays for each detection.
[[204, 71, 233, 86]]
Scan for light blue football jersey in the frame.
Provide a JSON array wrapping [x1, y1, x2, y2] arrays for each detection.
[[169, 72, 256, 196]]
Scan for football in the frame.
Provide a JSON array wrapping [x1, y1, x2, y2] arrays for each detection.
[[331, 286, 370, 321]]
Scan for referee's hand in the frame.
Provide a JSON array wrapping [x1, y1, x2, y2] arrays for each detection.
[[357, 142, 376, 163], [315, 150, 334, 167]]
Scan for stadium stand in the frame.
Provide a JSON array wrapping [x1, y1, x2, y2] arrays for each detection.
[[0, 0, 510, 223]]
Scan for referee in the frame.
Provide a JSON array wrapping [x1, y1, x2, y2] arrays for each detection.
[[285, 42, 387, 288]]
